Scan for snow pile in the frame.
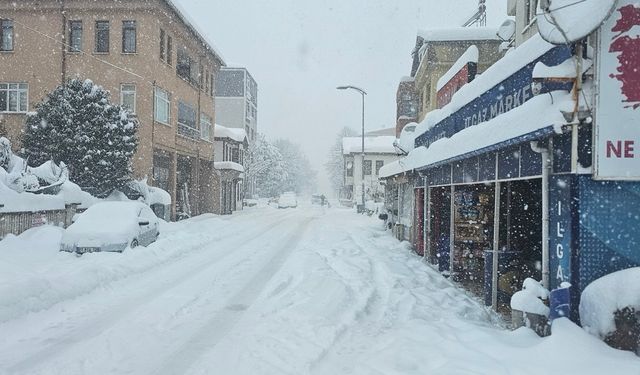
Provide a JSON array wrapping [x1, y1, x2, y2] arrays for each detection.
[[215, 124, 247, 143], [436, 45, 479, 91], [0, 181, 66, 213], [0, 214, 230, 323], [511, 278, 550, 316], [580, 267, 640, 338], [533, 57, 594, 79], [537, 0, 617, 44], [342, 136, 397, 155]]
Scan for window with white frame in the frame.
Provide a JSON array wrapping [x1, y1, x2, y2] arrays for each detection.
[[200, 113, 212, 141], [154, 87, 170, 124], [120, 84, 136, 114], [0, 83, 28, 112]]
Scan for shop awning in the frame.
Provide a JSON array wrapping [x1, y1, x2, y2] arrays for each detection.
[[379, 90, 574, 179]]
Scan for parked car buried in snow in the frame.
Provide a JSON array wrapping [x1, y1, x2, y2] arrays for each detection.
[[277, 192, 298, 208], [60, 201, 160, 254]]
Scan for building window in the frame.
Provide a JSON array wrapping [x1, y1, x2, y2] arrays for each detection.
[[209, 73, 214, 96], [0, 83, 28, 113], [95, 21, 109, 53], [0, 19, 13, 51], [69, 20, 82, 52], [154, 87, 170, 124], [364, 160, 372, 175], [120, 84, 136, 114], [177, 48, 193, 82], [178, 101, 198, 138], [160, 29, 166, 61], [167, 35, 173, 65], [122, 21, 136, 53], [376, 160, 384, 175], [200, 113, 212, 141]]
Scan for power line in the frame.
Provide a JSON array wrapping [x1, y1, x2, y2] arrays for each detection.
[[11, 18, 155, 86]]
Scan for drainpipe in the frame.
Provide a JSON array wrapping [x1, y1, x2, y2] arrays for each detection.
[[60, 0, 66, 84], [531, 140, 550, 289]]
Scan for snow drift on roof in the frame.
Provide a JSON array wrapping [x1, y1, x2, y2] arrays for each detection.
[[415, 34, 557, 137], [379, 90, 573, 179], [164, 0, 226, 65], [418, 27, 499, 42], [342, 136, 398, 155], [214, 161, 245, 173], [215, 124, 247, 143], [437, 45, 479, 91]]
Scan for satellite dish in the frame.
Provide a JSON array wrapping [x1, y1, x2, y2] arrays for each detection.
[[346, 161, 353, 170], [537, 0, 617, 44], [497, 19, 516, 42]]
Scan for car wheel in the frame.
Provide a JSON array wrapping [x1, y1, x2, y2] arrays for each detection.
[[130, 239, 139, 249]]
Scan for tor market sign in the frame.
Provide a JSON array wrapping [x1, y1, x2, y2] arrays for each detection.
[[595, 0, 640, 180]]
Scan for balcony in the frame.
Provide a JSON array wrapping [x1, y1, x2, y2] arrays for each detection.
[[178, 123, 200, 139]]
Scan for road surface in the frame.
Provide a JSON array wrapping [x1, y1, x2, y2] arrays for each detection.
[[0, 205, 638, 375]]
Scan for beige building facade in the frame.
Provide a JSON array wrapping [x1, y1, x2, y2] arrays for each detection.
[[410, 30, 503, 123], [0, 0, 225, 219]]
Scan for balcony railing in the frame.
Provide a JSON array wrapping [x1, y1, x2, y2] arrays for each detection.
[[178, 123, 200, 139]]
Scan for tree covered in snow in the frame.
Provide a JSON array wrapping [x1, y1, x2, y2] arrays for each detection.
[[273, 138, 317, 195], [22, 79, 138, 197], [245, 133, 287, 198], [325, 126, 355, 197]]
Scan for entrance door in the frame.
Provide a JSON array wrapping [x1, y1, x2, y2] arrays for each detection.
[[429, 186, 451, 272], [413, 188, 425, 256]]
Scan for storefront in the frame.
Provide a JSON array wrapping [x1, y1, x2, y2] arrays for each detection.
[[392, 26, 640, 320]]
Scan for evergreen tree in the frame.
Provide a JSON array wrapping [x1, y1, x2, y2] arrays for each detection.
[[22, 79, 138, 197]]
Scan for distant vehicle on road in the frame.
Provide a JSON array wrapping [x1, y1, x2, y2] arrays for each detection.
[[278, 192, 298, 208], [311, 194, 328, 206], [60, 201, 160, 254]]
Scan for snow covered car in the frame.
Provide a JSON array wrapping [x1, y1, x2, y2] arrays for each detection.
[[60, 201, 160, 254], [277, 192, 298, 208]]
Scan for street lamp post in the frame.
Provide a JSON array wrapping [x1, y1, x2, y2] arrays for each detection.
[[337, 85, 367, 212]]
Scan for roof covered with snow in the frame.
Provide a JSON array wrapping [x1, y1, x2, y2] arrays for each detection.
[[215, 124, 247, 143], [379, 90, 574, 179], [415, 34, 557, 138], [418, 27, 499, 42], [164, 0, 226, 65], [437, 45, 479, 91], [342, 136, 398, 155], [214, 161, 245, 173]]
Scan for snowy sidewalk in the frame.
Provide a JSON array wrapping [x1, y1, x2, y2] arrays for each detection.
[[0, 206, 638, 374]]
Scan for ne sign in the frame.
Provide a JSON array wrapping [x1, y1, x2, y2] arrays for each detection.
[[595, 0, 640, 180]]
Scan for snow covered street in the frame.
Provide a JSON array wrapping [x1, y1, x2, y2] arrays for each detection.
[[1, 206, 639, 375]]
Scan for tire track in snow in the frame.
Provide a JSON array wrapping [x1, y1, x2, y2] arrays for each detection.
[[2, 209, 297, 374], [153, 216, 314, 375]]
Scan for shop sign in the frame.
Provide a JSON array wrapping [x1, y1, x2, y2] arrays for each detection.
[[595, 0, 640, 180], [548, 175, 572, 289], [415, 46, 571, 149]]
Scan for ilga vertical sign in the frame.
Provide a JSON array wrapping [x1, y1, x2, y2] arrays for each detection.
[[549, 176, 572, 290], [595, 0, 640, 180]]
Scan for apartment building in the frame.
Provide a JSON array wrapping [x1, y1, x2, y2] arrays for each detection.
[[342, 136, 399, 203], [0, 0, 225, 219], [213, 124, 247, 215], [215, 67, 258, 143]]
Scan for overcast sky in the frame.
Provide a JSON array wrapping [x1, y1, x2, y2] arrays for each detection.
[[175, 0, 507, 195]]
